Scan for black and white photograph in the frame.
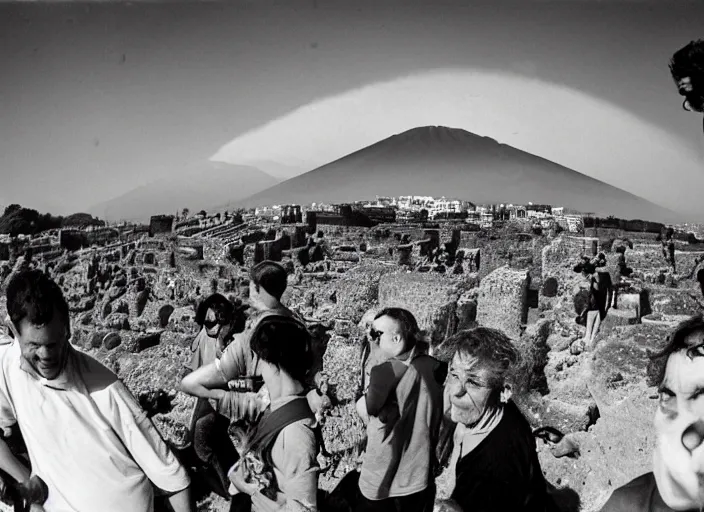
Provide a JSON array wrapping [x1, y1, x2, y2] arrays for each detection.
[[0, 0, 703, 511]]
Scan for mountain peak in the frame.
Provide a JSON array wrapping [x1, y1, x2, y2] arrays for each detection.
[[233, 125, 677, 222]]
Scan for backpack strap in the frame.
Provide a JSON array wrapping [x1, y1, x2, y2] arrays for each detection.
[[246, 395, 315, 463]]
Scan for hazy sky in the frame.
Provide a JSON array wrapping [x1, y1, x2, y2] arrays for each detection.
[[1, 0, 703, 218]]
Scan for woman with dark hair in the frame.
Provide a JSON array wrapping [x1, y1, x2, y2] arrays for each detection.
[[437, 327, 551, 512], [182, 293, 247, 500]]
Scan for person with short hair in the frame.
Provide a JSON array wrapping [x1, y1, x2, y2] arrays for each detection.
[[669, 39, 704, 134], [227, 316, 319, 512], [180, 261, 325, 425], [438, 327, 550, 512], [600, 314, 704, 512], [354, 308, 446, 512], [0, 270, 193, 512]]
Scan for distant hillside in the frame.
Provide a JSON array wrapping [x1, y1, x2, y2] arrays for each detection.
[[89, 162, 279, 223], [233, 126, 680, 223], [234, 160, 308, 181]]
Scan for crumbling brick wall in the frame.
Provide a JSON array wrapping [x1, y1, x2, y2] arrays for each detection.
[[330, 263, 397, 323], [377, 272, 469, 346], [476, 266, 529, 339]]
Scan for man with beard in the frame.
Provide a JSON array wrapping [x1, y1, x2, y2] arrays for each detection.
[[669, 39, 704, 133], [600, 314, 704, 512]]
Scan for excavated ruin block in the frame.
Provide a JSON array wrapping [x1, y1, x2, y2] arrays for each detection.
[[102, 341, 194, 446], [323, 334, 364, 402], [333, 264, 395, 323], [103, 332, 122, 350], [476, 266, 529, 339], [123, 330, 162, 354], [378, 272, 463, 346], [158, 304, 175, 328], [104, 312, 130, 331]]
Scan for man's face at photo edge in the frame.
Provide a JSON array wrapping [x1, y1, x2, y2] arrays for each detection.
[[15, 310, 70, 380], [654, 328, 704, 509]]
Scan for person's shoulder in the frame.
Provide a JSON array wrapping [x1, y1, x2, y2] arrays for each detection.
[[279, 416, 318, 452], [370, 359, 405, 381], [72, 347, 119, 393], [599, 473, 656, 512]]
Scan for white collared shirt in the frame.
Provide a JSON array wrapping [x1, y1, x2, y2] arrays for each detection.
[[0, 336, 190, 512]]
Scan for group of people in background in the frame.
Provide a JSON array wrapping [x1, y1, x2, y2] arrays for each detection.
[[0, 258, 703, 512]]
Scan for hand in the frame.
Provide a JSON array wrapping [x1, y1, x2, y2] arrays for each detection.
[[227, 463, 259, 497], [251, 490, 285, 512], [211, 389, 227, 401], [355, 396, 369, 425]]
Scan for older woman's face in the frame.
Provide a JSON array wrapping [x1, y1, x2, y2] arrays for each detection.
[[446, 352, 494, 426]]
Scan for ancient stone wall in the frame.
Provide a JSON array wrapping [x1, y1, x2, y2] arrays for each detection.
[[377, 272, 471, 345], [331, 263, 397, 323], [476, 266, 530, 339], [148, 215, 174, 236]]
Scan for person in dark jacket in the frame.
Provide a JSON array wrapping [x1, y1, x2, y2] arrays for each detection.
[[600, 314, 704, 512], [437, 327, 551, 512]]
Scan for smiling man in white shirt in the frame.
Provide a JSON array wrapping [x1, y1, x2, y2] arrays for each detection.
[[0, 269, 193, 512]]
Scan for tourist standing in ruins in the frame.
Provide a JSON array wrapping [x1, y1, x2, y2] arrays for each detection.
[[611, 246, 633, 309], [354, 308, 446, 512], [182, 293, 245, 499], [0, 270, 194, 512], [438, 327, 551, 512], [662, 228, 676, 274], [180, 261, 327, 426], [576, 261, 607, 351], [600, 314, 704, 512], [227, 315, 320, 512]]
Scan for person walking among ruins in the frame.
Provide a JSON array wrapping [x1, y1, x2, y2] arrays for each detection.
[[354, 308, 446, 512], [600, 314, 704, 512], [227, 315, 320, 512], [574, 260, 607, 351], [0, 269, 194, 512], [436, 326, 551, 512]]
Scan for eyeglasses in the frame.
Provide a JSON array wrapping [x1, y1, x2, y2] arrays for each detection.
[[203, 319, 220, 330], [369, 328, 383, 341], [686, 344, 704, 360]]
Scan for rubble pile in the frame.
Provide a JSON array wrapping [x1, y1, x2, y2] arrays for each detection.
[[1, 218, 702, 512]]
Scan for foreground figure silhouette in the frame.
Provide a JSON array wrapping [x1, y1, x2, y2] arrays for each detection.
[[601, 314, 704, 512]]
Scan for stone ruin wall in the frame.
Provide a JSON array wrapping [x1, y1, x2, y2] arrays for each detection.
[[377, 272, 475, 346], [475, 266, 530, 339]]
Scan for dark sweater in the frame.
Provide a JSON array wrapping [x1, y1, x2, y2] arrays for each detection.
[[450, 401, 549, 512]]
